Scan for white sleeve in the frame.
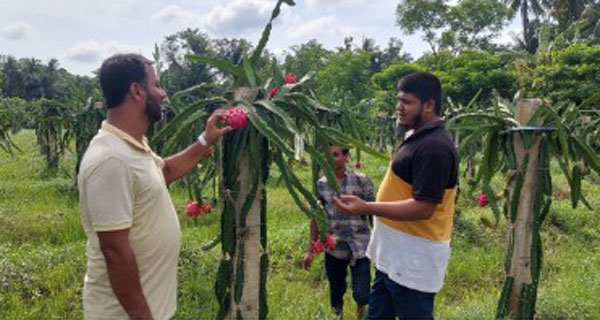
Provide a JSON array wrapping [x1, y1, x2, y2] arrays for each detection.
[[85, 157, 134, 232]]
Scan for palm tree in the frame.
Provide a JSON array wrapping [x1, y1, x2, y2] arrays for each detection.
[[546, 0, 593, 27], [552, 1, 600, 45], [504, 0, 546, 52]]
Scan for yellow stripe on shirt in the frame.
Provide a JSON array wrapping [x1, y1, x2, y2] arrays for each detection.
[[375, 166, 455, 242]]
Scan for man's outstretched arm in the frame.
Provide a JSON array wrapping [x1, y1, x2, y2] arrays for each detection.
[[162, 109, 232, 185], [332, 195, 437, 221]]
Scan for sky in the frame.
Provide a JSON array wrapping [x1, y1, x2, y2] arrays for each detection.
[[0, 0, 520, 76]]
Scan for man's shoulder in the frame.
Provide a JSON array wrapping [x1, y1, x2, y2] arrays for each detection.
[[317, 175, 329, 185], [79, 135, 131, 178], [416, 129, 457, 156], [350, 171, 370, 179], [348, 171, 373, 184]]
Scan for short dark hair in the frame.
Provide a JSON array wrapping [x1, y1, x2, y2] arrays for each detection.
[[397, 72, 442, 115], [341, 148, 350, 155], [99, 54, 153, 109]]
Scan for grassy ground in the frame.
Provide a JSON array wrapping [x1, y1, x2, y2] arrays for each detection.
[[1, 130, 599, 319]]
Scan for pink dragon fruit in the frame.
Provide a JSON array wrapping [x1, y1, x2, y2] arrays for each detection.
[[225, 107, 248, 129], [284, 74, 297, 84], [269, 87, 279, 98], [324, 234, 337, 250], [186, 200, 202, 218], [312, 240, 325, 253], [478, 193, 489, 208]]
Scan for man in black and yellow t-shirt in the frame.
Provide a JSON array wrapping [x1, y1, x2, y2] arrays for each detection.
[[333, 72, 458, 319]]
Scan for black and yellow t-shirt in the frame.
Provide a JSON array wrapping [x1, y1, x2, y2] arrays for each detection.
[[376, 120, 459, 241]]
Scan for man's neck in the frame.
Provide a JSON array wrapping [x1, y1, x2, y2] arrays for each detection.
[[412, 115, 440, 132], [106, 107, 148, 143]]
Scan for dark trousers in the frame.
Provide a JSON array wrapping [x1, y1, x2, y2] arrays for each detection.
[[367, 270, 435, 320], [324, 253, 371, 313]]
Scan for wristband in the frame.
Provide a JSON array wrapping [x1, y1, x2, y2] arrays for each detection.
[[197, 132, 209, 147]]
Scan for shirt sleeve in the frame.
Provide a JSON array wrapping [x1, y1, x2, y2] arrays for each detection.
[[85, 157, 134, 232], [411, 146, 453, 204], [151, 151, 165, 169]]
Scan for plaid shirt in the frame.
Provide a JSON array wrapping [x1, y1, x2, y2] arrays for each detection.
[[316, 169, 375, 265]]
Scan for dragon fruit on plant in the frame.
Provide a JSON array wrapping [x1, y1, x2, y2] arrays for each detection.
[[225, 107, 249, 129], [186, 200, 202, 218]]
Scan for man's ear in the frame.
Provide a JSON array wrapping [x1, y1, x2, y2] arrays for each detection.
[[129, 82, 145, 102], [424, 99, 435, 115]]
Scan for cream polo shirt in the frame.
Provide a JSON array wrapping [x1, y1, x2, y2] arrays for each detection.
[[78, 121, 181, 320]]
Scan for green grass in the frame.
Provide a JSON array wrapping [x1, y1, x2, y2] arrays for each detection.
[[1, 130, 599, 319]]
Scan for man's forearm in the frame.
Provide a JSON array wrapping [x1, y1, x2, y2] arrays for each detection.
[[162, 141, 211, 185], [103, 247, 153, 319], [365, 199, 436, 221]]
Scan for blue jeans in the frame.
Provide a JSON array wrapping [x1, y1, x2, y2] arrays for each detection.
[[367, 270, 435, 320], [324, 253, 371, 313]]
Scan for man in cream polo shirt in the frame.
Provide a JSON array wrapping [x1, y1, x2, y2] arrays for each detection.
[[333, 72, 458, 319], [78, 54, 232, 319]]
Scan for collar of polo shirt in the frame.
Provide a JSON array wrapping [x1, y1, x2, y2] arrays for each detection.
[[100, 121, 152, 153]]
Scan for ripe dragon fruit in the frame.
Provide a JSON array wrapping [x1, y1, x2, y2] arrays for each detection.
[[478, 193, 489, 208], [324, 234, 337, 250], [284, 74, 297, 84], [186, 200, 202, 218], [225, 107, 248, 129], [269, 87, 279, 98], [312, 239, 325, 253]]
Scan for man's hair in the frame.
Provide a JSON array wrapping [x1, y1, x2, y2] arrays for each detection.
[[341, 148, 350, 155], [99, 54, 153, 109], [397, 72, 442, 115]]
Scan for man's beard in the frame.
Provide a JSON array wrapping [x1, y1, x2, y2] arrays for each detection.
[[411, 111, 423, 130], [144, 89, 163, 123], [398, 105, 424, 131]]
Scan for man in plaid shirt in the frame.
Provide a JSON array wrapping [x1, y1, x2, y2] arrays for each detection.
[[303, 146, 375, 319]]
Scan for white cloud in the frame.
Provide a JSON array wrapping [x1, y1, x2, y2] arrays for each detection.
[[493, 30, 516, 46], [0, 22, 33, 40], [0, 0, 408, 75], [202, 0, 278, 35], [63, 40, 143, 63], [271, 47, 288, 61], [287, 16, 351, 41], [306, 0, 366, 8], [152, 5, 197, 23]]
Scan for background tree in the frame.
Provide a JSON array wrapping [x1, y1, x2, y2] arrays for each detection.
[[546, 0, 595, 30], [379, 38, 413, 68], [552, 2, 600, 46], [532, 43, 600, 106], [314, 49, 374, 112], [396, 0, 513, 58], [1, 56, 26, 99], [160, 29, 218, 96], [283, 39, 331, 76], [433, 50, 516, 106], [396, 0, 449, 58], [503, 0, 547, 53], [447, 0, 514, 52], [283, 39, 332, 93]]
